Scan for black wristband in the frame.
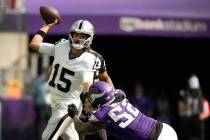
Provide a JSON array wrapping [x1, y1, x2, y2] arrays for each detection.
[[36, 30, 46, 38]]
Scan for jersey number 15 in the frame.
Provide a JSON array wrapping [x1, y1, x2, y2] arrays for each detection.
[[49, 64, 75, 92]]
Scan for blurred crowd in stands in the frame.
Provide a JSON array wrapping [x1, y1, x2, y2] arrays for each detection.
[[1, 72, 209, 140]]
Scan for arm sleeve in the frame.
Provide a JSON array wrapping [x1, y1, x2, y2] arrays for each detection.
[[99, 57, 106, 74], [39, 43, 55, 56], [91, 107, 110, 121], [82, 71, 94, 83]]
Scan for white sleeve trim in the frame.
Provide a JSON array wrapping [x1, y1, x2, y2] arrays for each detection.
[[82, 71, 94, 83], [39, 43, 55, 56]]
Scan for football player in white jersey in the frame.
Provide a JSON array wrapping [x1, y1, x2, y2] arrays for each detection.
[[29, 19, 114, 140]]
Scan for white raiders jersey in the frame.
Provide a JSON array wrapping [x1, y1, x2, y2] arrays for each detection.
[[39, 39, 106, 99]]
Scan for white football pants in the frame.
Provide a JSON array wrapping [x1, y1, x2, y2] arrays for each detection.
[[157, 123, 178, 140], [42, 97, 82, 140]]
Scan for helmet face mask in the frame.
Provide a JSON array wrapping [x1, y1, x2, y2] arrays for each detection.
[[70, 32, 90, 49], [69, 20, 95, 49]]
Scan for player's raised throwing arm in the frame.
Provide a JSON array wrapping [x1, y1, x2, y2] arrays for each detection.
[[29, 20, 57, 52]]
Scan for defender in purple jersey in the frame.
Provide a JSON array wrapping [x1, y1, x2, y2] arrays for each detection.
[[68, 81, 178, 140]]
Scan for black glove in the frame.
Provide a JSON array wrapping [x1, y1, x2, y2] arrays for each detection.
[[68, 104, 79, 118]]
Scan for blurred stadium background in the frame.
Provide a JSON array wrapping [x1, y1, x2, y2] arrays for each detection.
[[0, 0, 210, 140]]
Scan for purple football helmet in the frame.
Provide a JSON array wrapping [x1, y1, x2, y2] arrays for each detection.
[[88, 81, 115, 108]]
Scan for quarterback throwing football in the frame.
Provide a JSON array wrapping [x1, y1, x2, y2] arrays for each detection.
[[29, 19, 114, 140]]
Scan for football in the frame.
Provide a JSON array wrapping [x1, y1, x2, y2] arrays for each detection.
[[39, 6, 61, 25]]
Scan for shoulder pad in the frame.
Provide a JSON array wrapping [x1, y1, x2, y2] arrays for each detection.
[[89, 49, 103, 58], [55, 38, 68, 46]]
